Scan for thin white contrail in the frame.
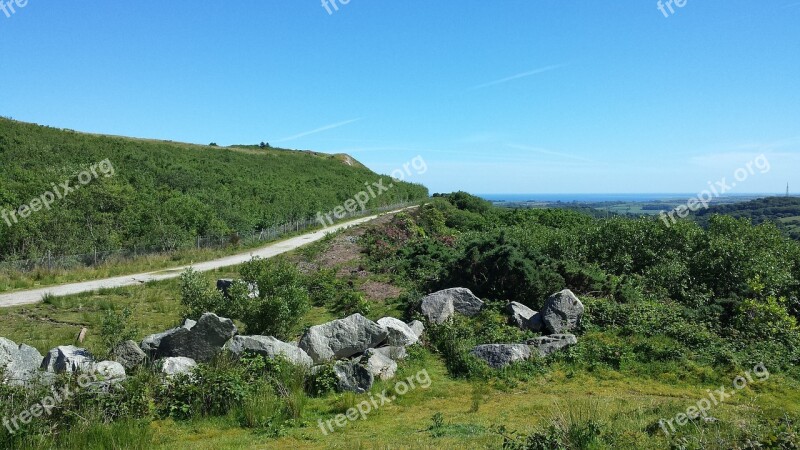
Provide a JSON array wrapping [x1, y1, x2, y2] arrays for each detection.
[[469, 64, 565, 90], [508, 143, 596, 163], [275, 118, 362, 143]]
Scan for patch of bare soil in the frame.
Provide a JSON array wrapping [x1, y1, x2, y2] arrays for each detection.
[[316, 213, 395, 269], [359, 280, 403, 302]]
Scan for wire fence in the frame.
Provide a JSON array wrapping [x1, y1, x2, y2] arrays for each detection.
[[0, 201, 418, 273]]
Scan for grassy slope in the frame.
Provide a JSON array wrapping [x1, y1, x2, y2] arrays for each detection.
[[0, 118, 427, 293], [0, 118, 428, 260], [1, 220, 799, 449]]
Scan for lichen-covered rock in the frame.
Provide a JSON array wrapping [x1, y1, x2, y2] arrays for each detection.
[[420, 288, 483, 324], [527, 334, 578, 357], [224, 335, 313, 367], [111, 340, 146, 371], [541, 290, 584, 334], [0, 337, 43, 386], [471, 344, 531, 369]]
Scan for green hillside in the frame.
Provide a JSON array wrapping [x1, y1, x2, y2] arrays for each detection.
[[693, 196, 800, 239], [0, 119, 428, 261]]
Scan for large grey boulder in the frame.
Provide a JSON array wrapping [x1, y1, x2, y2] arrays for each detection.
[[420, 292, 454, 324], [377, 317, 418, 346], [94, 361, 127, 381], [541, 290, 585, 334], [298, 314, 388, 364], [155, 313, 238, 363], [505, 302, 537, 330], [407, 320, 425, 339], [159, 357, 197, 378], [0, 337, 43, 386], [224, 335, 313, 367], [527, 334, 578, 357], [41, 346, 94, 374], [112, 340, 147, 371], [332, 360, 374, 393], [420, 288, 483, 324], [140, 318, 197, 357], [471, 344, 531, 369], [363, 349, 398, 381]]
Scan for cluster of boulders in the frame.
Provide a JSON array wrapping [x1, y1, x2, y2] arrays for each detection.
[[137, 310, 425, 393], [298, 313, 423, 393], [0, 310, 425, 393], [0, 339, 127, 388], [418, 287, 584, 369]]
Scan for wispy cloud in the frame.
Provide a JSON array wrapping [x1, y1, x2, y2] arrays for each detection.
[[275, 118, 362, 143], [469, 64, 566, 90], [507, 143, 596, 163]]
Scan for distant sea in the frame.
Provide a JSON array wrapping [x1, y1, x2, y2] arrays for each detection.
[[477, 193, 767, 203]]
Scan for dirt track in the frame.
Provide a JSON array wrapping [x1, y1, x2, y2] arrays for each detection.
[[0, 208, 410, 308]]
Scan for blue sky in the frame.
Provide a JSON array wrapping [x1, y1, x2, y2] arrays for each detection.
[[2, 1, 799, 194]]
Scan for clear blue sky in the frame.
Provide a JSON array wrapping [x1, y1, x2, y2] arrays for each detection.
[[2, 1, 799, 194]]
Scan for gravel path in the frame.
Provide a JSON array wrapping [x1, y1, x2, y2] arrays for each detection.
[[0, 209, 409, 308]]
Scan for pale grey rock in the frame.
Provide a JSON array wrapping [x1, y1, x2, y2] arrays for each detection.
[[94, 361, 126, 380], [372, 346, 408, 361], [377, 317, 418, 346], [0, 337, 43, 386], [298, 314, 387, 364], [527, 334, 578, 357], [224, 335, 313, 367], [159, 357, 197, 378], [541, 290, 584, 334], [420, 288, 483, 324], [41, 345, 94, 374], [505, 302, 536, 330], [471, 344, 531, 369], [363, 349, 397, 381], [407, 320, 425, 339]]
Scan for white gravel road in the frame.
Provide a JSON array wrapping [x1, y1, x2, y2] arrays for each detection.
[[0, 208, 409, 308]]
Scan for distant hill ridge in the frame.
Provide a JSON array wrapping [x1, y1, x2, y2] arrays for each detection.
[[693, 196, 800, 240], [0, 118, 428, 260]]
